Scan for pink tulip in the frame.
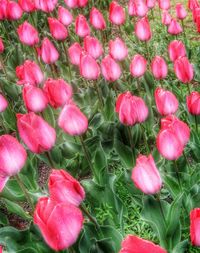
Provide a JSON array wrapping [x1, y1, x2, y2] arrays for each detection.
[[17, 21, 39, 46], [192, 8, 200, 23], [75, 15, 90, 38], [23, 84, 48, 112], [34, 197, 83, 251], [43, 78, 72, 108], [101, 55, 121, 82], [135, 0, 148, 17], [109, 1, 126, 25], [154, 87, 179, 116], [168, 19, 183, 35], [18, 0, 36, 12], [130, 54, 147, 78], [64, 0, 78, 9], [176, 3, 187, 20], [188, 0, 199, 10], [158, 0, 170, 10], [68, 42, 82, 66], [40, 38, 59, 64], [58, 6, 73, 26], [7, 1, 23, 20], [109, 37, 128, 61], [48, 17, 68, 40], [35, 0, 57, 12], [80, 53, 100, 80], [187, 92, 200, 115], [162, 11, 172, 26], [0, 0, 8, 20], [168, 40, 186, 62], [151, 56, 168, 80], [58, 101, 88, 136], [17, 112, 56, 154], [89, 7, 106, 30], [0, 38, 4, 53], [146, 0, 156, 9], [84, 36, 103, 59], [49, 169, 85, 206], [78, 0, 88, 7], [174, 56, 194, 83], [0, 135, 27, 192], [190, 208, 200, 247], [128, 0, 137, 16], [0, 94, 8, 112], [135, 17, 151, 41]]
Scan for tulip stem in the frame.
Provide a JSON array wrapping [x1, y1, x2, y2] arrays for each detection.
[[127, 126, 134, 151], [174, 160, 182, 190], [187, 83, 191, 94], [15, 174, 34, 213], [93, 81, 104, 109], [62, 42, 72, 80], [156, 194, 167, 227], [80, 204, 99, 228], [181, 20, 186, 42], [183, 150, 191, 170], [141, 124, 150, 154], [195, 115, 199, 134], [45, 152, 54, 168], [0, 55, 8, 79], [144, 42, 150, 62]]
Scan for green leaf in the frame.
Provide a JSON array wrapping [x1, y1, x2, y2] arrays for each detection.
[[172, 240, 189, 253], [42, 105, 55, 128], [114, 139, 134, 168]]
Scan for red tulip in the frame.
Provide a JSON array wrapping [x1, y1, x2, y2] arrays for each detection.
[[84, 36, 103, 59], [101, 55, 121, 82], [146, 0, 156, 9], [17, 21, 39, 46], [151, 56, 168, 80], [17, 112, 56, 154], [188, 0, 199, 10], [158, 0, 170, 10], [176, 3, 187, 20], [109, 1, 126, 25], [0, 135, 27, 192], [40, 38, 59, 64], [109, 37, 128, 61], [34, 197, 83, 251], [162, 11, 172, 26], [0, 94, 8, 112], [168, 19, 183, 35], [190, 208, 200, 247], [130, 54, 147, 78], [0, 0, 8, 20], [78, 0, 88, 7], [48, 18, 68, 41], [16, 60, 44, 86], [75, 15, 90, 38], [119, 235, 167, 253], [7, 1, 23, 20], [18, 0, 36, 12], [128, 0, 137, 16], [192, 8, 200, 23], [80, 53, 100, 80], [64, 0, 78, 9], [58, 6, 73, 26], [35, 0, 57, 12], [135, 0, 148, 17], [58, 101, 88, 136], [23, 84, 48, 112], [168, 40, 186, 62], [49, 169, 85, 206], [43, 78, 72, 108], [89, 7, 106, 30], [174, 56, 194, 83], [68, 42, 82, 66], [187, 92, 200, 115], [116, 91, 148, 125], [131, 154, 162, 194], [154, 87, 179, 116], [0, 38, 4, 53], [135, 17, 151, 41], [196, 15, 200, 33]]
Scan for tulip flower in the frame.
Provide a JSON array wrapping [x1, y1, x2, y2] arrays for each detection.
[[0, 135, 27, 192], [146, 0, 156, 9], [192, 8, 200, 23], [158, 0, 170, 10], [190, 208, 200, 247], [109, 1, 126, 25], [17, 112, 56, 154], [7, 1, 23, 20], [68, 42, 82, 66], [78, 0, 88, 7], [48, 18, 68, 41], [135, 17, 151, 41], [40, 38, 59, 64], [176, 3, 187, 20], [174, 56, 194, 83], [18, 0, 36, 12], [128, 0, 137, 16], [43, 78, 73, 108], [168, 19, 183, 35], [75, 15, 90, 38], [154, 88, 179, 116], [80, 53, 100, 80], [0, 38, 4, 53], [64, 0, 78, 8], [188, 0, 199, 10], [58, 101, 88, 136], [49, 169, 85, 206], [16, 60, 44, 86], [151, 56, 168, 80], [162, 11, 172, 26], [0, 94, 8, 112], [109, 37, 128, 61], [135, 0, 148, 17], [84, 36, 103, 59], [186, 92, 200, 115], [131, 154, 162, 194], [130, 54, 147, 78], [116, 91, 148, 126], [119, 235, 167, 253], [58, 6, 73, 26], [17, 21, 39, 46], [34, 197, 84, 251], [0, 0, 8, 20], [35, 0, 57, 13], [168, 40, 186, 62], [101, 55, 121, 82], [23, 84, 48, 112], [89, 7, 106, 30]]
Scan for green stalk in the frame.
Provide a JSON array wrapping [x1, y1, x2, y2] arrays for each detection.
[[93, 80, 104, 109], [80, 204, 99, 228], [156, 194, 167, 227], [174, 160, 182, 190]]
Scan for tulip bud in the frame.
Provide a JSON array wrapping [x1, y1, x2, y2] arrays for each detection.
[[192, 8, 200, 23], [78, 0, 88, 7], [135, 17, 151, 41], [130, 54, 147, 78], [131, 154, 162, 194], [35, 0, 57, 13], [109, 37, 128, 61], [75, 15, 90, 38], [84, 36, 103, 59], [146, 0, 156, 9], [187, 92, 200, 115], [18, 0, 36, 12], [174, 56, 194, 83], [168, 19, 183, 35], [17, 21, 39, 46], [80, 53, 100, 80], [49, 169, 85, 206], [40, 38, 59, 64], [109, 1, 126, 25], [101, 55, 121, 82], [68, 42, 82, 66], [135, 0, 148, 17], [23, 84, 48, 112], [17, 112, 56, 154], [190, 208, 200, 247], [89, 7, 106, 30], [0, 135, 27, 191], [58, 6, 73, 26], [176, 3, 187, 20], [0, 94, 8, 112], [151, 56, 168, 80], [154, 87, 179, 116], [158, 0, 170, 10], [34, 197, 83, 251], [0, 38, 4, 53], [43, 78, 73, 108], [128, 0, 137, 16], [168, 40, 186, 62], [0, 0, 8, 20], [162, 10, 172, 26], [64, 0, 78, 9], [58, 101, 88, 136], [7, 1, 23, 20], [16, 60, 44, 86], [48, 17, 68, 40], [188, 0, 199, 10]]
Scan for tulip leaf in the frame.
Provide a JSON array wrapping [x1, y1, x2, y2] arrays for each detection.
[[42, 105, 56, 128]]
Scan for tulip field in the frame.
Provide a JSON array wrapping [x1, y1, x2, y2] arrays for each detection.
[[1, 0, 200, 252]]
